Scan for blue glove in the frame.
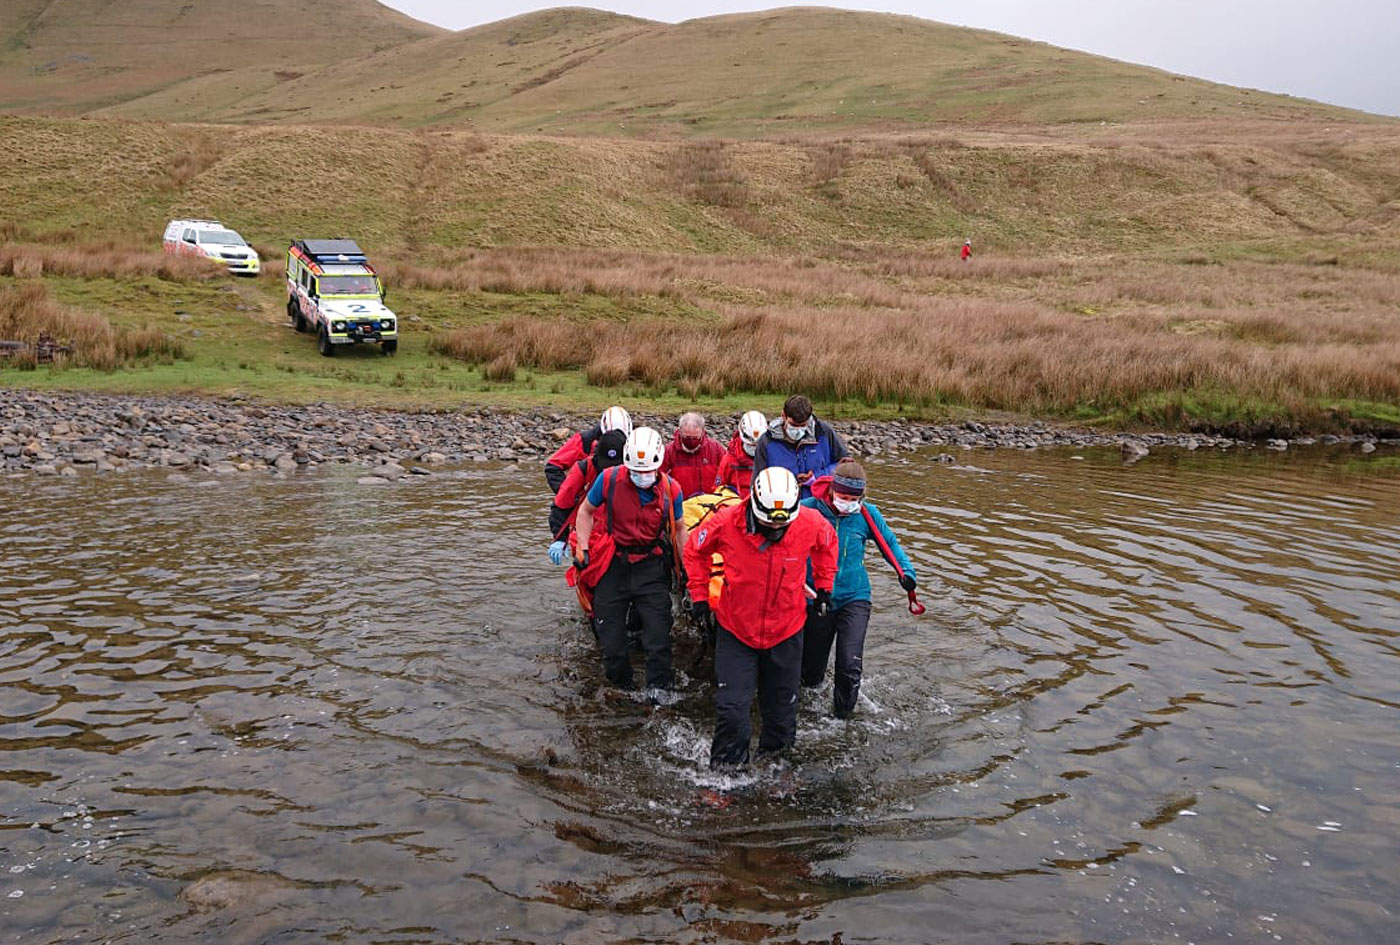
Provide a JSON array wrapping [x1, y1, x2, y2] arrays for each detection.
[[548, 540, 567, 565]]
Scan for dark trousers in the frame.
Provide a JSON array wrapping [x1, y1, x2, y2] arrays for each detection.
[[591, 554, 673, 690], [710, 624, 804, 768], [801, 599, 872, 718]]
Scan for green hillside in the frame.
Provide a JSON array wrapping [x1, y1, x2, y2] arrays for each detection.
[[2, 6, 1380, 134], [0, 0, 442, 115], [4, 114, 1399, 259]]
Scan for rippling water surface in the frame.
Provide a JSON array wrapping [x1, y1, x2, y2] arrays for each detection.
[[2, 445, 1398, 944]]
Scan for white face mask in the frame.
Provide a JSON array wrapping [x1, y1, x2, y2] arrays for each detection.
[[785, 424, 808, 441], [742, 440, 756, 457], [833, 496, 863, 515], [630, 471, 657, 489]]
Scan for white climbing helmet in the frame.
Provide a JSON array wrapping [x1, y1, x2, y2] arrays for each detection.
[[751, 467, 800, 525], [624, 426, 665, 472], [600, 405, 632, 435], [738, 410, 767, 450]]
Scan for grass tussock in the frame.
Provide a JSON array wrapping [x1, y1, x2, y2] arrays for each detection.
[[0, 283, 187, 370], [428, 253, 1400, 424], [165, 132, 224, 189], [0, 243, 224, 282], [384, 246, 911, 308], [810, 141, 852, 184], [667, 140, 749, 208]]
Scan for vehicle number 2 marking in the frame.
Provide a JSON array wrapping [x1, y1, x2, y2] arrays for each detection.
[[348, 304, 369, 313]]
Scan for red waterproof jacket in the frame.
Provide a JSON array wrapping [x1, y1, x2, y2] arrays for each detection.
[[547, 431, 589, 472], [684, 502, 837, 650], [717, 433, 755, 500], [550, 458, 599, 540], [661, 431, 725, 498]]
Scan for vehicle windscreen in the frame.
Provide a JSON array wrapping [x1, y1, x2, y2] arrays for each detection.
[[198, 229, 246, 246], [318, 275, 378, 295]]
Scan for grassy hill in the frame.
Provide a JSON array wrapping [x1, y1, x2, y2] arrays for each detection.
[[4, 115, 1398, 260], [2, 6, 1380, 133], [0, 0, 442, 115], [0, 6, 1397, 431], [2, 113, 1398, 432]]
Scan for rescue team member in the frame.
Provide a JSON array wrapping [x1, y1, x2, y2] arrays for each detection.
[[717, 410, 766, 500], [960, 238, 972, 261], [573, 427, 687, 694], [548, 429, 627, 562], [684, 467, 837, 768], [800, 460, 916, 719], [753, 395, 848, 500], [545, 405, 631, 494], [660, 411, 725, 499]]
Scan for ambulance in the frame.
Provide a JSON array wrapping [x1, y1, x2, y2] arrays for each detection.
[[285, 239, 398, 356]]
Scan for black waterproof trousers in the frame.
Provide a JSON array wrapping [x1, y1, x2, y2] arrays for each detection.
[[801, 599, 872, 718], [710, 624, 803, 768], [591, 553, 673, 691]]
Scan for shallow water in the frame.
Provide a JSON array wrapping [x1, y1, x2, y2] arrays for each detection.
[[1, 445, 1397, 944]]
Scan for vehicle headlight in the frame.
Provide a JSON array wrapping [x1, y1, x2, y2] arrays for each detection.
[[332, 321, 346, 332], [380, 319, 394, 331]]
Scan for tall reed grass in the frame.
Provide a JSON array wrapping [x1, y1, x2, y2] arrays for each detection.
[[0, 243, 223, 281], [667, 140, 749, 208], [0, 283, 187, 370], [428, 250, 1400, 423]]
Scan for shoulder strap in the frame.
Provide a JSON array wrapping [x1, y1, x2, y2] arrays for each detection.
[[604, 465, 619, 535], [660, 473, 684, 582], [861, 504, 907, 580]]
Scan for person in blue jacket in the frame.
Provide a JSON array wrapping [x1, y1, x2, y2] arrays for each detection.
[[752, 394, 848, 500], [800, 459, 916, 718]]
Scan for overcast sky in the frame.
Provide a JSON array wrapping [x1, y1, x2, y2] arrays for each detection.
[[380, 1, 1400, 117]]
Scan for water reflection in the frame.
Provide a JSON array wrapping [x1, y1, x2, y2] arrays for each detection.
[[1, 445, 1397, 943]]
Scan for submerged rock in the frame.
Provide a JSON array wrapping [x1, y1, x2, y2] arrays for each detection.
[[181, 870, 293, 913]]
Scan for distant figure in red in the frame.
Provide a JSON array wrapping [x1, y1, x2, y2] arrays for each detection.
[[960, 238, 972, 261]]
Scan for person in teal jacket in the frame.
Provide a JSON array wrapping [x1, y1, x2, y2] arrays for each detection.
[[800, 459, 916, 718]]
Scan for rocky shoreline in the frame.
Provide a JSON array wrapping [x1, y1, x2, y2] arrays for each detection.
[[1, 390, 1390, 479]]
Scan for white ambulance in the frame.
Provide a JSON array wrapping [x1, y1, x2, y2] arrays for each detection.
[[162, 219, 260, 275]]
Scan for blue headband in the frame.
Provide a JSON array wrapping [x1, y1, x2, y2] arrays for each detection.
[[833, 474, 866, 494]]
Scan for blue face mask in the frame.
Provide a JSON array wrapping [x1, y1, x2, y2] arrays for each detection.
[[630, 471, 657, 489]]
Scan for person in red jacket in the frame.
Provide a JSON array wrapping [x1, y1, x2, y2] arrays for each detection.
[[684, 466, 838, 768], [660, 411, 725, 499], [548, 429, 627, 561], [717, 409, 766, 500], [960, 238, 972, 261], [544, 405, 631, 494], [575, 427, 688, 696]]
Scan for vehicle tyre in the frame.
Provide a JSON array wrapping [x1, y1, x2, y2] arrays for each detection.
[[318, 327, 335, 357], [381, 340, 397, 356]]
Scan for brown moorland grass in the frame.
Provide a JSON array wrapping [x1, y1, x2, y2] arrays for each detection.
[[428, 249, 1400, 424], [0, 243, 224, 282], [0, 282, 187, 370]]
